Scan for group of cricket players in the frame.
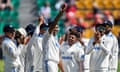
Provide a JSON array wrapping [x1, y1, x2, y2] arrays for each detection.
[[1, 3, 119, 72]]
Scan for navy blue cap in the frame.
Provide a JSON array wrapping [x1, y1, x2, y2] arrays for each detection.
[[95, 23, 106, 28], [25, 24, 36, 35], [69, 26, 85, 33], [40, 23, 49, 30], [3, 25, 15, 33], [103, 20, 113, 27], [74, 26, 85, 32]]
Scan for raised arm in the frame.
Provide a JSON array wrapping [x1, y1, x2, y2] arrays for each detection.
[[86, 38, 95, 54], [48, 3, 67, 34], [33, 16, 44, 36], [100, 36, 113, 55]]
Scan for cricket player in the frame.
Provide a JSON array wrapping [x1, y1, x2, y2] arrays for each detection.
[[69, 26, 90, 72], [86, 24, 113, 72], [15, 28, 27, 72], [2, 25, 24, 72], [103, 20, 119, 72], [75, 26, 90, 72], [42, 3, 66, 72], [60, 32, 84, 72], [24, 24, 36, 72], [25, 16, 45, 72], [32, 23, 49, 72]]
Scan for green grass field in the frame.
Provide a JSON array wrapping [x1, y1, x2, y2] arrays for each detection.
[[0, 60, 120, 72], [0, 60, 4, 72], [118, 60, 120, 72]]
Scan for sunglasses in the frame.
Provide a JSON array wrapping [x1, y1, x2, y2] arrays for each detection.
[[96, 26, 105, 31]]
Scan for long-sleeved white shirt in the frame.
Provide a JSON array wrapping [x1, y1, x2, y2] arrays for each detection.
[[82, 38, 90, 70], [2, 37, 24, 72], [107, 32, 119, 70], [32, 34, 43, 72], [86, 35, 113, 70], [60, 42, 84, 72], [19, 44, 27, 72], [42, 31, 60, 63], [25, 24, 41, 72]]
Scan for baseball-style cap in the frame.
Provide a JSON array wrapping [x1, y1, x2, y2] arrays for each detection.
[[40, 23, 49, 30], [74, 26, 85, 32], [17, 28, 27, 37], [69, 26, 85, 33], [25, 24, 36, 35], [103, 20, 113, 27], [3, 25, 15, 33]]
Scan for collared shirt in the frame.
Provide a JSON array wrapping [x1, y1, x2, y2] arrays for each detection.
[[86, 35, 113, 70], [106, 32, 119, 69], [42, 31, 60, 63], [2, 37, 24, 72], [60, 42, 84, 72]]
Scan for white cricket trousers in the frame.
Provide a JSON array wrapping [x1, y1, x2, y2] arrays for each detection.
[[90, 70, 108, 72], [84, 69, 90, 72], [4, 66, 20, 72], [43, 60, 58, 72], [109, 69, 117, 72]]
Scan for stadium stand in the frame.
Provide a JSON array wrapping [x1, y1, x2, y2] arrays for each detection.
[[0, 0, 120, 38], [0, 0, 19, 34]]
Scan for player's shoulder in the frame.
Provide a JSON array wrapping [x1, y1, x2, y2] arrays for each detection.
[[2, 38, 12, 45], [74, 42, 84, 54], [61, 41, 69, 49], [107, 32, 117, 40], [107, 32, 115, 38], [88, 37, 94, 43], [82, 38, 90, 42], [73, 42, 84, 50]]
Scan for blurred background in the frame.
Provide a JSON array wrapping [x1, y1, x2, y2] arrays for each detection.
[[0, 0, 120, 72]]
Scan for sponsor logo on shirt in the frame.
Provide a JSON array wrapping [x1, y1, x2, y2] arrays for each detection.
[[94, 47, 100, 51], [62, 56, 72, 60]]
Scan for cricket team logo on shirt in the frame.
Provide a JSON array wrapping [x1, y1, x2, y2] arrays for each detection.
[[62, 56, 72, 60], [94, 47, 101, 51]]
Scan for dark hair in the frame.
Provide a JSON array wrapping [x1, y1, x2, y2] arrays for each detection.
[[69, 32, 80, 38], [15, 31, 22, 40], [103, 20, 113, 27], [25, 24, 36, 36], [3, 25, 15, 33]]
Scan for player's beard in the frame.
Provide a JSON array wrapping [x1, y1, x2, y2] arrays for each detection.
[[105, 30, 110, 35]]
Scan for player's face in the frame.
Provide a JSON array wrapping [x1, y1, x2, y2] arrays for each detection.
[[95, 28, 105, 38], [40, 29, 47, 34], [105, 26, 112, 34], [53, 25, 59, 35], [96, 26, 105, 36], [6, 31, 15, 39], [95, 30, 101, 38], [54, 25, 59, 31], [20, 35, 25, 44], [79, 31, 83, 38], [68, 34, 78, 46]]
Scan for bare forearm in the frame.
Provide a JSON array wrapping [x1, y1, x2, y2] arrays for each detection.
[[49, 11, 64, 33], [54, 11, 64, 24], [58, 59, 64, 72], [49, 3, 67, 34]]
